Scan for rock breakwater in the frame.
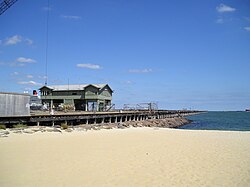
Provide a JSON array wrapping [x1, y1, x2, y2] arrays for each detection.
[[0, 117, 191, 138]]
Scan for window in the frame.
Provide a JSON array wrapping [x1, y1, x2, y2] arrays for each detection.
[[72, 93, 77, 95]]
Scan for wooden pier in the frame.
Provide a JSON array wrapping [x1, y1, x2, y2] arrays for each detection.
[[0, 110, 203, 127]]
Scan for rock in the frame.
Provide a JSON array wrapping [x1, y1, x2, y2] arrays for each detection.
[[0, 135, 8, 138], [54, 125, 61, 128], [29, 127, 41, 132], [102, 125, 113, 129], [52, 128, 62, 133], [136, 122, 143, 127], [12, 130, 22, 134], [45, 127, 54, 132], [23, 129, 35, 134], [81, 125, 92, 131], [46, 127, 62, 133], [117, 124, 125, 129], [65, 128, 73, 132], [0, 130, 10, 135], [11, 128, 24, 131], [74, 127, 87, 132], [92, 126, 101, 130]]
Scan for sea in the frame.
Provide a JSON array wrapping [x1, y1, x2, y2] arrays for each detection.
[[179, 111, 250, 131]]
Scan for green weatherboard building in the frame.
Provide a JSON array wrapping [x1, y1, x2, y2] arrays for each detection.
[[39, 84, 113, 111]]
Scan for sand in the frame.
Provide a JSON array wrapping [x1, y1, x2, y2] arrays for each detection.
[[0, 128, 250, 187]]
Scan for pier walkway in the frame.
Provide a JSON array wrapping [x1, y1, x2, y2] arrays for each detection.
[[0, 110, 203, 127]]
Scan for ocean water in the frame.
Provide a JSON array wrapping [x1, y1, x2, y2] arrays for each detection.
[[179, 111, 250, 131]]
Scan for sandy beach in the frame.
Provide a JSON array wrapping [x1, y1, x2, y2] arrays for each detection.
[[0, 128, 250, 187]]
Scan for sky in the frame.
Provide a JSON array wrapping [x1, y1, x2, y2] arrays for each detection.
[[0, 0, 250, 111]]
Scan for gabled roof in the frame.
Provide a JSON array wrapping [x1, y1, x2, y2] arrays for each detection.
[[39, 84, 111, 91]]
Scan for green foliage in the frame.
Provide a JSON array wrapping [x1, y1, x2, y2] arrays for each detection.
[[0, 124, 6, 130], [61, 122, 68, 130], [13, 123, 27, 129]]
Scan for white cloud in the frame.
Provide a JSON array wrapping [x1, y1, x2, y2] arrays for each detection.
[[38, 75, 47, 80], [244, 27, 250, 32], [0, 57, 36, 67], [61, 15, 81, 20], [12, 72, 19, 75], [216, 18, 224, 24], [43, 6, 52, 11], [0, 61, 25, 67], [76, 63, 101, 69], [26, 75, 34, 79], [244, 17, 250, 22], [25, 38, 33, 45], [16, 57, 36, 63], [216, 4, 236, 13], [18, 81, 43, 86], [129, 68, 153, 73], [2, 35, 34, 46], [4, 35, 22, 45], [125, 80, 132, 84]]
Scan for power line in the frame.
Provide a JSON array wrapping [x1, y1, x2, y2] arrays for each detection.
[[0, 0, 18, 15], [45, 0, 50, 86]]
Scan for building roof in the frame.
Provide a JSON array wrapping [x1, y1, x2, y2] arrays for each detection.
[[39, 84, 111, 91], [0, 92, 31, 97]]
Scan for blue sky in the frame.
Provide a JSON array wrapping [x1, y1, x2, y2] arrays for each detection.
[[0, 0, 250, 110]]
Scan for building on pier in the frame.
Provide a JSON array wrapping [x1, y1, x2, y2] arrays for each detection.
[[39, 84, 113, 111], [0, 92, 30, 117]]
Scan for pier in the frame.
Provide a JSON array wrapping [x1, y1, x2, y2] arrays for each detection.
[[0, 110, 203, 127]]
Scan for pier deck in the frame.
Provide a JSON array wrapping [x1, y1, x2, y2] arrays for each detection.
[[0, 110, 203, 127]]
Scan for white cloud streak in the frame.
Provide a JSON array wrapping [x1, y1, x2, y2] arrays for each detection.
[[43, 6, 51, 11], [18, 81, 43, 86], [128, 68, 153, 73], [38, 75, 47, 80], [61, 15, 81, 20], [216, 18, 224, 24], [2, 35, 33, 46], [244, 17, 250, 22], [216, 4, 236, 13], [0, 57, 37, 67], [244, 27, 250, 32], [13, 72, 19, 75], [76, 63, 101, 69], [16, 57, 36, 63], [0, 61, 25, 67], [26, 75, 34, 79], [125, 80, 133, 84], [4, 35, 22, 45], [25, 38, 33, 45]]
